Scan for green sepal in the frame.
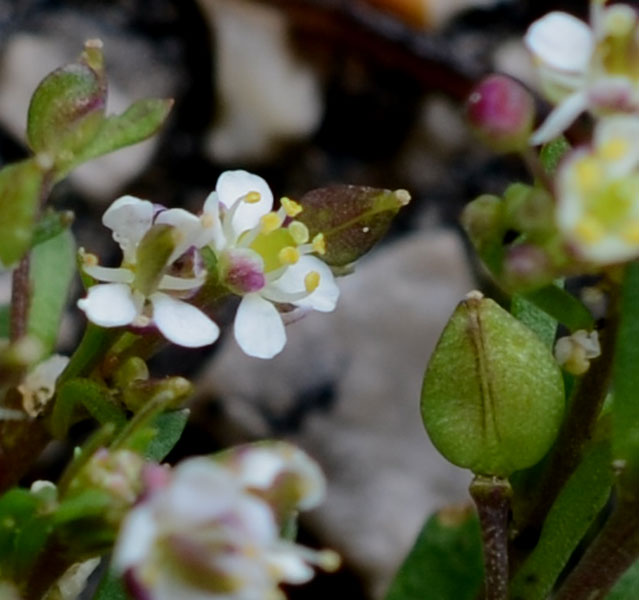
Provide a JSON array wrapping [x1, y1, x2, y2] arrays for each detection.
[[607, 561, 639, 599], [143, 409, 190, 461], [384, 507, 483, 600], [0, 159, 44, 266], [134, 224, 176, 297], [94, 571, 127, 600], [509, 440, 613, 600], [56, 98, 174, 178], [27, 229, 76, 353], [297, 185, 410, 267]]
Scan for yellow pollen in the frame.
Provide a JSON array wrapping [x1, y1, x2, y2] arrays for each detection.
[[278, 246, 300, 265], [622, 222, 639, 244], [599, 137, 629, 161], [574, 157, 602, 193], [82, 252, 99, 266], [201, 213, 215, 228], [281, 196, 302, 217], [312, 233, 326, 255], [244, 191, 261, 204], [574, 217, 604, 244], [288, 221, 309, 244], [260, 212, 282, 234], [305, 271, 320, 292]]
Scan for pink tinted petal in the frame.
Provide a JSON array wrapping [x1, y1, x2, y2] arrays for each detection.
[[150, 293, 219, 348], [216, 170, 273, 236], [234, 294, 286, 359], [77, 283, 139, 327], [529, 91, 589, 145]]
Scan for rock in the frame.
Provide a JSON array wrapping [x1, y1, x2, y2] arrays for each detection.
[[199, 229, 474, 597]]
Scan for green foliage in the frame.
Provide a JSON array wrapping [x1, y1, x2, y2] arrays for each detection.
[[94, 571, 128, 600], [144, 409, 189, 461], [510, 292, 557, 348], [421, 293, 565, 477], [298, 185, 410, 267], [27, 230, 76, 353], [522, 285, 595, 333], [607, 561, 639, 599], [0, 159, 44, 266], [509, 441, 613, 600], [612, 262, 639, 475], [384, 507, 483, 600], [539, 137, 571, 175]]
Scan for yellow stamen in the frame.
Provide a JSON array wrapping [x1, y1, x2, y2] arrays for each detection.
[[288, 221, 309, 244], [599, 137, 629, 162], [281, 196, 302, 217], [574, 217, 604, 243], [312, 233, 326, 255], [244, 191, 261, 204], [622, 222, 639, 244], [574, 157, 602, 194], [260, 213, 283, 234], [278, 246, 300, 265], [304, 271, 320, 292]]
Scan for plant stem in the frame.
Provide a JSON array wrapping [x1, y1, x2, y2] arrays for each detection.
[[470, 476, 512, 600], [554, 486, 639, 600], [9, 255, 31, 342]]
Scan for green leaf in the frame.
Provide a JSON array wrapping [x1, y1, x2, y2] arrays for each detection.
[[27, 229, 76, 353], [612, 262, 639, 474], [57, 98, 173, 177], [94, 570, 128, 600], [143, 409, 189, 461], [0, 159, 44, 266], [384, 507, 483, 600], [298, 185, 410, 267], [607, 561, 639, 599], [539, 138, 570, 175], [509, 441, 613, 600], [523, 285, 594, 333], [52, 378, 126, 439], [511, 292, 557, 348], [52, 489, 112, 525], [32, 209, 74, 247]]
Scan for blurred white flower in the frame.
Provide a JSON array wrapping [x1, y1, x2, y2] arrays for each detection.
[[525, 2, 639, 144], [556, 115, 639, 264], [114, 444, 338, 600], [77, 196, 219, 348], [17, 353, 69, 417], [555, 329, 601, 375], [202, 170, 339, 359]]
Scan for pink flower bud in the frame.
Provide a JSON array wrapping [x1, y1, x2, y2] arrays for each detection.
[[466, 75, 535, 153]]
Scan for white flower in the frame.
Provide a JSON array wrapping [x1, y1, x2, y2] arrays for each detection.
[[201, 170, 339, 359], [554, 329, 601, 375], [77, 196, 219, 348], [18, 354, 69, 417], [525, 2, 639, 144], [556, 115, 639, 264], [113, 445, 338, 600]]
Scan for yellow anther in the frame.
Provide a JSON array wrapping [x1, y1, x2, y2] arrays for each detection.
[[244, 191, 261, 204], [80, 250, 99, 266], [278, 246, 300, 265], [622, 222, 639, 244], [288, 221, 309, 244], [574, 217, 604, 244], [304, 271, 320, 292], [281, 196, 302, 217], [312, 233, 326, 255], [260, 212, 283, 234], [574, 157, 602, 193], [599, 137, 629, 162]]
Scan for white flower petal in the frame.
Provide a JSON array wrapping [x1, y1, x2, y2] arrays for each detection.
[[102, 196, 155, 263], [530, 91, 589, 145], [525, 12, 593, 73], [82, 265, 135, 284], [77, 283, 139, 327], [113, 507, 158, 571], [158, 274, 204, 292], [594, 115, 639, 176], [199, 191, 227, 251], [150, 292, 219, 347], [155, 208, 204, 263], [266, 549, 315, 584], [216, 170, 273, 236], [266, 256, 339, 312], [234, 294, 286, 359]]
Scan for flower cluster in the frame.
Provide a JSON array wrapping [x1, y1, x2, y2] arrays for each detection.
[[113, 443, 339, 600], [77, 171, 339, 357]]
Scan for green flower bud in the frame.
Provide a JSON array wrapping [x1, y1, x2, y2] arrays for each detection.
[[297, 185, 410, 267], [503, 183, 555, 241], [421, 291, 564, 477], [460, 194, 506, 272]]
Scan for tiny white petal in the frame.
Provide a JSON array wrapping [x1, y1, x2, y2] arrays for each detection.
[[530, 91, 589, 145], [234, 293, 286, 359], [158, 274, 204, 292], [155, 208, 204, 262], [266, 550, 315, 584], [77, 283, 139, 327], [102, 196, 155, 263], [525, 12, 593, 73], [216, 170, 273, 236], [82, 264, 135, 284], [150, 292, 219, 348], [113, 507, 157, 571]]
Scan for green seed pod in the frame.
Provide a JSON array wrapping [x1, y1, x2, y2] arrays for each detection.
[[421, 291, 564, 477]]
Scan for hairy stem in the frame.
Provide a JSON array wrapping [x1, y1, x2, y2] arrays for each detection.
[[9, 256, 31, 342], [470, 476, 512, 600]]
